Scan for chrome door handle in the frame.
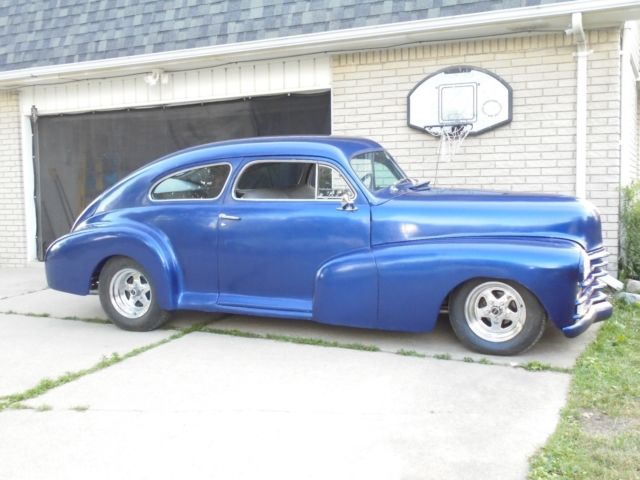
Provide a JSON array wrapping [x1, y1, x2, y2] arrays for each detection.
[[219, 213, 241, 221]]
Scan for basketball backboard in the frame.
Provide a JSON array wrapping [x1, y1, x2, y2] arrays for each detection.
[[407, 65, 512, 136]]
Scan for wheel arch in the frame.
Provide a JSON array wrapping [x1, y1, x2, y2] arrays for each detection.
[[373, 237, 582, 332], [45, 222, 182, 310]]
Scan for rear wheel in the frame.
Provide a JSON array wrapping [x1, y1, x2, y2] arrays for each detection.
[[449, 279, 545, 355], [98, 257, 170, 331]]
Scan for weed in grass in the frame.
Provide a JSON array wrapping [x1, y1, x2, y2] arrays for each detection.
[[396, 349, 427, 358], [203, 327, 263, 339], [339, 342, 380, 352], [202, 327, 381, 352], [433, 353, 452, 360], [478, 358, 493, 365], [520, 361, 572, 374], [529, 303, 640, 479], [463, 357, 475, 363], [521, 361, 552, 371], [1, 310, 111, 325]]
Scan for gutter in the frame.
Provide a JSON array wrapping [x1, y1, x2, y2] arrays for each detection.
[[0, 0, 638, 86], [566, 12, 590, 199]]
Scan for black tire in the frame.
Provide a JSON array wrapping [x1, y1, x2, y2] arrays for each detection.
[[98, 257, 170, 331], [449, 278, 546, 356]]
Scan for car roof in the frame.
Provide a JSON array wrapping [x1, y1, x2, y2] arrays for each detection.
[[145, 135, 383, 172], [87, 136, 385, 215]]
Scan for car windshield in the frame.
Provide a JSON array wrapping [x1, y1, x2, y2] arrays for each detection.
[[350, 150, 407, 193]]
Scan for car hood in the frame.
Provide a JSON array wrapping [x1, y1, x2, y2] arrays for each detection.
[[371, 188, 603, 252]]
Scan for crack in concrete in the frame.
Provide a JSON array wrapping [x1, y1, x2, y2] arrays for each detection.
[[0, 287, 49, 301]]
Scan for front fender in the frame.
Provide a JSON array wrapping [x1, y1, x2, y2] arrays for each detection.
[[313, 248, 378, 328], [45, 221, 182, 310], [373, 237, 582, 332]]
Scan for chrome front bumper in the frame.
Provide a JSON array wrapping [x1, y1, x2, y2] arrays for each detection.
[[563, 249, 614, 338]]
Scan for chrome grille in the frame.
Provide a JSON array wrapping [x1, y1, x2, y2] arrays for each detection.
[[576, 248, 609, 317]]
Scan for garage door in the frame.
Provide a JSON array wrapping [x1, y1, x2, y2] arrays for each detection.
[[32, 91, 331, 259]]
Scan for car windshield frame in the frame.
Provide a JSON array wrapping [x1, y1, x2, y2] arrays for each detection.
[[349, 149, 408, 194]]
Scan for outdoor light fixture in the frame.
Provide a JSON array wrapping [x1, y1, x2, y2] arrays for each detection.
[[143, 69, 170, 86]]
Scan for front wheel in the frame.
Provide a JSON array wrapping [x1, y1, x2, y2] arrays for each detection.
[[99, 257, 170, 331], [449, 279, 546, 355]]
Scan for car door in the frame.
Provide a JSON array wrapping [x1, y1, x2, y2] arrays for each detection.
[[217, 157, 370, 314], [141, 161, 233, 303]]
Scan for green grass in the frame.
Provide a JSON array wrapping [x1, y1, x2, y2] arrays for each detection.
[[433, 353, 452, 360], [529, 303, 640, 480], [69, 405, 89, 412], [1, 310, 110, 325], [0, 324, 204, 412], [519, 361, 572, 374], [396, 349, 427, 358], [202, 326, 381, 352]]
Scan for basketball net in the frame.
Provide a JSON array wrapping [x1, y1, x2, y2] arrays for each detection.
[[425, 124, 472, 162], [424, 124, 472, 184]]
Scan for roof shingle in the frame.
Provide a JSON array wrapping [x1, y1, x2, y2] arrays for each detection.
[[0, 0, 573, 72]]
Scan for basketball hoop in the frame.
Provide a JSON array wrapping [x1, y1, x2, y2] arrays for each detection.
[[424, 123, 472, 161]]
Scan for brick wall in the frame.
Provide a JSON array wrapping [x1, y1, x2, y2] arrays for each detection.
[[0, 90, 27, 267], [332, 29, 622, 271]]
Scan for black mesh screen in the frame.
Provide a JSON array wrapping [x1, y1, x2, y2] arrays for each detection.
[[34, 91, 331, 257]]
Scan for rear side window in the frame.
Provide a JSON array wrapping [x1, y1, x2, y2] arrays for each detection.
[[151, 164, 231, 200]]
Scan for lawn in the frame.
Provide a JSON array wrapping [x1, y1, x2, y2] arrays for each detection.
[[529, 302, 640, 479]]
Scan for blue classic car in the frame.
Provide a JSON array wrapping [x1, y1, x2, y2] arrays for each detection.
[[45, 136, 613, 355]]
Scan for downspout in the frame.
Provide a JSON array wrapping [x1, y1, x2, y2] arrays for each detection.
[[566, 12, 591, 198]]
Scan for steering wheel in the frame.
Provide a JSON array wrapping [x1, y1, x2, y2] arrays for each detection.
[[360, 173, 373, 188]]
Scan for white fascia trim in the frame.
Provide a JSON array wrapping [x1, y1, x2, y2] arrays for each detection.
[[0, 0, 637, 84]]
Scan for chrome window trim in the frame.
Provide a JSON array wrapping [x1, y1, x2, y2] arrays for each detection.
[[148, 161, 233, 203], [231, 158, 358, 203]]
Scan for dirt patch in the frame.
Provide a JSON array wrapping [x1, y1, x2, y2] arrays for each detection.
[[580, 409, 637, 437]]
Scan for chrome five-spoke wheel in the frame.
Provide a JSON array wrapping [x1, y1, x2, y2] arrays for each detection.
[[449, 278, 546, 355], [109, 268, 152, 319], [99, 257, 170, 331], [464, 281, 526, 343]]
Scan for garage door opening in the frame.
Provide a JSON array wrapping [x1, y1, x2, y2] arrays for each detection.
[[32, 91, 331, 259]]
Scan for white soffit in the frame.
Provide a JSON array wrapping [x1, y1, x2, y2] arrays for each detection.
[[19, 56, 331, 115]]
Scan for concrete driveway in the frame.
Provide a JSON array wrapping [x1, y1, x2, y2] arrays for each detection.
[[0, 265, 595, 480]]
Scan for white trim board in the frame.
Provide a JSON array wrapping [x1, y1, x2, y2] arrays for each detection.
[[19, 56, 331, 116]]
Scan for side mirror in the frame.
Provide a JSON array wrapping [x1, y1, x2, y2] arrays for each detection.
[[338, 193, 357, 211]]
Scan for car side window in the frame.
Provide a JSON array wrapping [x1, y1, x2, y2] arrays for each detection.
[[316, 165, 354, 200], [235, 161, 354, 201], [151, 163, 231, 200]]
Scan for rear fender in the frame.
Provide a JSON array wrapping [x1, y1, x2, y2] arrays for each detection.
[[373, 238, 582, 332], [45, 222, 181, 310]]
